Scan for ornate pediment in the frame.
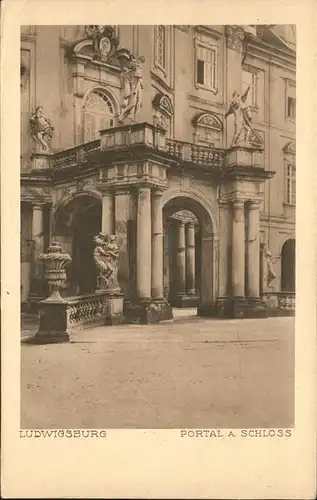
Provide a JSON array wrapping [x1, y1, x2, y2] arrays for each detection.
[[283, 140, 296, 155], [249, 130, 264, 149], [152, 94, 174, 117], [192, 112, 223, 131], [71, 25, 119, 64]]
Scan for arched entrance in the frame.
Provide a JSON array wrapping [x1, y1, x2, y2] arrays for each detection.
[[162, 193, 217, 314], [281, 238, 295, 292], [53, 193, 102, 296]]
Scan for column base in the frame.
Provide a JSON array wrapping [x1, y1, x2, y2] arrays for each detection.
[[212, 296, 268, 319], [169, 294, 199, 308], [124, 298, 173, 325]]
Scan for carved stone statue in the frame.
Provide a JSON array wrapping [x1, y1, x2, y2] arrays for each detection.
[[93, 233, 120, 291], [261, 242, 277, 289], [29, 106, 54, 152], [225, 85, 253, 147], [118, 55, 145, 123]]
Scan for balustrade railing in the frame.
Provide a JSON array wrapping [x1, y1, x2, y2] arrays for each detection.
[[262, 291, 295, 314], [165, 139, 224, 167], [51, 129, 225, 170], [66, 292, 109, 330], [51, 140, 101, 170]]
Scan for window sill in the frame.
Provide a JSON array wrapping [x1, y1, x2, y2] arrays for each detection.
[[286, 117, 296, 124], [283, 203, 296, 208], [195, 83, 218, 95]]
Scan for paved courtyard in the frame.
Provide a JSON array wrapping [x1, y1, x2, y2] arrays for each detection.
[[21, 312, 294, 429]]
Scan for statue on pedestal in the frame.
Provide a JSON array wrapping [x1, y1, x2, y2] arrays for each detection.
[[225, 85, 253, 147], [29, 106, 54, 152], [261, 242, 277, 290], [93, 233, 120, 291], [118, 55, 145, 123]]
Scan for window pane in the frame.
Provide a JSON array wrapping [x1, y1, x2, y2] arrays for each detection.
[[197, 59, 204, 85]]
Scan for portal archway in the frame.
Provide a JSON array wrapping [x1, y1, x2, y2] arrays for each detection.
[[281, 238, 295, 292], [162, 193, 218, 313], [53, 193, 102, 295]]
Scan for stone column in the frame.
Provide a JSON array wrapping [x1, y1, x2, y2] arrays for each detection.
[[115, 189, 130, 295], [247, 201, 261, 298], [186, 222, 196, 295], [176, 221, 186, 296], [30, 204, 45, 296], [231, 201, 245, 297], [136, 186, 151, 298], [218, 201, 230, 297], [151, 189, 163, 299], [101, 191, 114, 236]]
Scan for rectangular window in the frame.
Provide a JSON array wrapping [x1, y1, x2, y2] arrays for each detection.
[[286, 164, 296, 205], [287, 97, 296, 119], [285, 81, 296, 121], [195, 44, 216, 89], [155, 25, 166, 68], [242, 69, 257, 107]]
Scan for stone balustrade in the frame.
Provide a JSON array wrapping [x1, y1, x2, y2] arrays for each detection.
[[66, 292, 109, 330], [51, 125, 225, 171], [262, 291, 295, 316]]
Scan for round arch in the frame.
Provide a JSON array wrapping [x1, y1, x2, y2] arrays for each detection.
[[162, 189, 218, 312], [82, 86, 119, 142], [53, 191, 102, 296], [162, 187, 219, 237]]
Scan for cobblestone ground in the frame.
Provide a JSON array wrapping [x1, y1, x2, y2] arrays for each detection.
[[21, 314, 294, 429]]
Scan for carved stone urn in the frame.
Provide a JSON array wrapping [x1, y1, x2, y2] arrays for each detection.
[[39, 242, 72, 302]]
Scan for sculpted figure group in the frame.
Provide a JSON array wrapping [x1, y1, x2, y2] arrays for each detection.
[[93, 233, 120, 291], [225, 85, 253, 147]]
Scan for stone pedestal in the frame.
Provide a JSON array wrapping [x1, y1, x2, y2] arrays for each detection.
[[104, 292, 125, 325], [124, 298, 173, 325], [33, 301, 70, 344], [30, 151, 52, 171]]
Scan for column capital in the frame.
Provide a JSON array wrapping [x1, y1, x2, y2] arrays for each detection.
[[32, 203, 45, 211], [248, 200, 261, 210], [232, 200, 245, 210], [152, 188, 164, 198]]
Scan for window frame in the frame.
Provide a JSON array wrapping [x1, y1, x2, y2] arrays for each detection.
[[241, 67, 259, 110], [194, 39, 218, 94], [82, 89, 115, 143], [154, 25, 167, 73], [285, 79, 296, 123], [285, 162, 296, 206]]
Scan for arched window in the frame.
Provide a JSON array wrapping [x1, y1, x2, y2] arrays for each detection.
[[281, 238, 295, 292], [83, 90, 115, 142]]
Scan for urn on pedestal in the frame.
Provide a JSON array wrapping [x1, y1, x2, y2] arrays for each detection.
[[39, 242, 72, 302]]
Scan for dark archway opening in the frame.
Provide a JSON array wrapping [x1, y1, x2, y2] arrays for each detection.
[[281, 238, 295, 292], [53, 194, 102, 296], [162, 195, 215, 312]]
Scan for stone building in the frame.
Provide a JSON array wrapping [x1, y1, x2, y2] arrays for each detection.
[[20, 25, 296, 320]]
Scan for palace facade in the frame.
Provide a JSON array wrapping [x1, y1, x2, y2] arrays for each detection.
[[20, 25, 296, 321]]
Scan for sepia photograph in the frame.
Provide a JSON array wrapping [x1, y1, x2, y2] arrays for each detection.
[[19, 24, 297, 430]]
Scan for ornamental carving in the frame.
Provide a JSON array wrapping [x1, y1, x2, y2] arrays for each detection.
[[226, 25, 245, 51], [283, 140, 296, 156], [192, 112, 223, 131], [29, 106, 54, 152], [93, 233, 120, 292], [225, 87, 254, 146], [84, 25, 119, 61], [152, 93, 174, 117], [117, 52, 145, 123]]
